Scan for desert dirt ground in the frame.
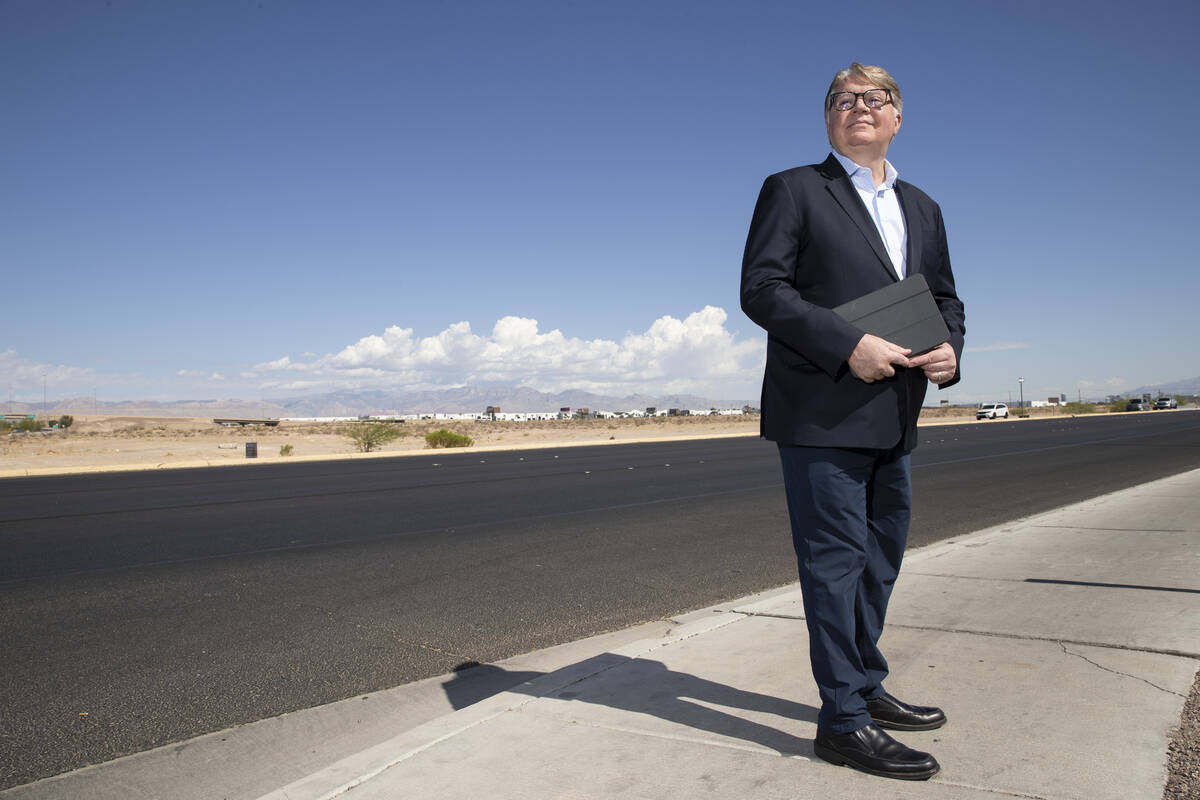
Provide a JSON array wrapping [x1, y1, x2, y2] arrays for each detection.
[[0, 408, 988, 477]]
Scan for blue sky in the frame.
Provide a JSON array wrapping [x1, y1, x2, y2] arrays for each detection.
[[3, 0, 1198, 409]]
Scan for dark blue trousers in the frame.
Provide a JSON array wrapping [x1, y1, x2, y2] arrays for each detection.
[[778, 443, 912, 733]]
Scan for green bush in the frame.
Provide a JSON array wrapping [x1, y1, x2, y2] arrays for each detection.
[[1060, 402, 1095, 415], [0, 420, 10, 433], [344, 422, 405, 453], [16, 418, 42, 432], [425, 429, 474, 449], [280, 444, 294, 457], [56, 415, 74, 429]]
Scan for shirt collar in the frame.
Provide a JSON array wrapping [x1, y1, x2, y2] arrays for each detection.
[[832, 150, 899, 192]]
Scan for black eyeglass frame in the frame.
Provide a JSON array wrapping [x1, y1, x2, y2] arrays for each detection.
[[826, 88, 893, 112]]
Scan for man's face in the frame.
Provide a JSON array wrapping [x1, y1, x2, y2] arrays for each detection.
[[825, 75, 901, 156]]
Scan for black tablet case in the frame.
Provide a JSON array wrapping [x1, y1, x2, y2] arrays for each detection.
[[832, 274, 950, 356]]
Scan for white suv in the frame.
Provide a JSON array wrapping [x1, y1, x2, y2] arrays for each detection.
[[976, 403, 1009, 420]]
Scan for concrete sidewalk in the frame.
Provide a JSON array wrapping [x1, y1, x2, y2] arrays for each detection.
[[6, 470, 1200, 800]]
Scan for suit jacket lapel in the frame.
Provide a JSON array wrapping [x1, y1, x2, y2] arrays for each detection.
[[895, 182, 922, 279], [818, 154, 897, 282]]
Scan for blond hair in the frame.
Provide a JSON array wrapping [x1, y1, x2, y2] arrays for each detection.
[[824, 62, 902, 122]]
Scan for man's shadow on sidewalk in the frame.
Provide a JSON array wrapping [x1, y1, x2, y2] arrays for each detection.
[[442, 656, 816, 757]]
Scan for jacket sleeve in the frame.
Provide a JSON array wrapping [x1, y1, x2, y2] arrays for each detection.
[[926, 200, 966, 389], [739, 174, 864, 377]]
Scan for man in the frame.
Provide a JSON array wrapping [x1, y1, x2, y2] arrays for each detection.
[[740, 63, 965, 781]]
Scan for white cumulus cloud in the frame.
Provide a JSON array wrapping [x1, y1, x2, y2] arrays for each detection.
[[248, 307, 764, 395], [178, 369, 227, 381], [0, 349, 94, 387]]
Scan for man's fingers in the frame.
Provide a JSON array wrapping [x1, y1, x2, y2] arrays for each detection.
[[848, 334, 917, 382], [909, 342, 954, 370]]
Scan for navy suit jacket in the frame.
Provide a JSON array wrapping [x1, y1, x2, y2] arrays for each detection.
[[740, 154, 965, 452]]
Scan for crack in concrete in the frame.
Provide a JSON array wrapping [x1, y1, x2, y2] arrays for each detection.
[[1058, 642, 1185, 697]]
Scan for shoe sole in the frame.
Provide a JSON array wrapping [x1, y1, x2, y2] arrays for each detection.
[[871, 717, 947, 732], [813, 743, 940, 781]]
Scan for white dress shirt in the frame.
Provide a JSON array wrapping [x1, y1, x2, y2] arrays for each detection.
[[832, 150, 907, 279]]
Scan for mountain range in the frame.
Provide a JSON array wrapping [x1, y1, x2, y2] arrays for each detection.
[[23, 386, 754, 419], [1126, 376, 1200, 398], [17, 375, 1199, 420]]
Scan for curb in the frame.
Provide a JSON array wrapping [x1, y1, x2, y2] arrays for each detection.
[[252, 613, 747, 800]]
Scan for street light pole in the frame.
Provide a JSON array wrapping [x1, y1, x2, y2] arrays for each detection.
[[1018, 378, 1025, 411]]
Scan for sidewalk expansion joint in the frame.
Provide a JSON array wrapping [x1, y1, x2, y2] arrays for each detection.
[[727, 610, 1200, 660], [565, 717, 811, 759], [1058, 642, 1186, 697], [730, 610, 804, 621], [904, 571, 1200, 595], [931, 779, 1049, 798], [730, 609, 1200, 661], [1030, 524, 1190, 534], [884, 622, 1200, 661]]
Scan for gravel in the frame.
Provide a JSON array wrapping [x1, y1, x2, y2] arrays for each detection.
[[1164, 664, 1200, 800]]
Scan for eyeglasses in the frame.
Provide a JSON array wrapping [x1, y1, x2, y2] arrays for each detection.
[[827, 89, 892, 112]]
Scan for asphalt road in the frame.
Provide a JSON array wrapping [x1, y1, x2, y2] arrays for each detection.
[[2, 411, 1199, 788]]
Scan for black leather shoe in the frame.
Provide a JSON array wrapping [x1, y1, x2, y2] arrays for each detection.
[[814, 723, 939, 780], [866, 692, 946, 731]]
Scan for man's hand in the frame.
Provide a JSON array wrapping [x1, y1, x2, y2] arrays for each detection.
[[907, 342, 957, 385], [848, 334, 911, 383]]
